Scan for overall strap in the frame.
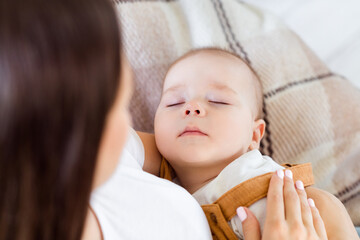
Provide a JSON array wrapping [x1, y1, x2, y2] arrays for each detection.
[[201, 163, 314, 240], [160, 156, 175, 181]]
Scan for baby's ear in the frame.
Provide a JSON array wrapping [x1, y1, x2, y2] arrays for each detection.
[[249, 119, 266, 150]]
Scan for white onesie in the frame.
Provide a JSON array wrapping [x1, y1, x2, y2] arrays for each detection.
[[90, 128, 212, 240], [192, 149, 284, 239]]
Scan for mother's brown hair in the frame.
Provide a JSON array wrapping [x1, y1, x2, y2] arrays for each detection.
[[0, 0, 121, 239]]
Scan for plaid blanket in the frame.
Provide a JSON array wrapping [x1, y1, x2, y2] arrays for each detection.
[[115, 0, 360, 224]]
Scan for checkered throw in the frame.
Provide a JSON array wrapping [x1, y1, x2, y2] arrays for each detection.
[[115, 0, 360, 224]]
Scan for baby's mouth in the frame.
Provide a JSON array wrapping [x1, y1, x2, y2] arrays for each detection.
[[179, 126, 207, 137]]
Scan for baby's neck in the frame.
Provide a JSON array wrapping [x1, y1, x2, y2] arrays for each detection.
[[173, 164, 226, 194], [170, 152, 245, 194]]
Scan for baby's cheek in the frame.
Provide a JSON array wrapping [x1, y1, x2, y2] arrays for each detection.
[[155, 118, 174, 155], [156, 135, 175, 162], [218, 121, 250, 153]]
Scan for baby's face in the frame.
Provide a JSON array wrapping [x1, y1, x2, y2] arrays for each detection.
[[154, 51, 259, 170]]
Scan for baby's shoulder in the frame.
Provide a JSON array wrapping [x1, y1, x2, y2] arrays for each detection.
[[136, 130, 162, 175], [305, 187, 359, 239]]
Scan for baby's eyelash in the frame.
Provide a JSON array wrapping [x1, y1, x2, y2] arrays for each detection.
[[209, 101, 229, 105], [166, 102, 184, 107]]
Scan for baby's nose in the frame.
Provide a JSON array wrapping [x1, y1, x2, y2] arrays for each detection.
[[183, 102, 205, 117]]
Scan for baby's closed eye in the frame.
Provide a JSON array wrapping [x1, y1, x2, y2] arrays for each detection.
[[166, 102, 185, 107], [208, 100, 229, 105]]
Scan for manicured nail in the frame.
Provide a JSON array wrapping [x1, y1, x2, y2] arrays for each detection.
[[277, 170, 284, 179], [285, 169, 293, 179], [308, 198, 315, 207], [295, 180, 304, 190], [237, 207, 247, 222]]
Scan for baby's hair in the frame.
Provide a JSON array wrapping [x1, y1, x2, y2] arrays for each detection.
[[165, 47, 264, 119]]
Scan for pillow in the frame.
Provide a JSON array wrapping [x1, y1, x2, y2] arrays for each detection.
[[115, 0, 360, 224]]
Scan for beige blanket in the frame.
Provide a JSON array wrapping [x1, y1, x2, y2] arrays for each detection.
[[115, 0, 360, 224]]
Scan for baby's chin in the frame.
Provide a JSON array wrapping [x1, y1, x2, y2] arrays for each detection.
[[166, 150, 218, 167], [176, 135, 210, 145]]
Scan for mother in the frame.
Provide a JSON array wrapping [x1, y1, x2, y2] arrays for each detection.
[[0, 0, 327, 239]]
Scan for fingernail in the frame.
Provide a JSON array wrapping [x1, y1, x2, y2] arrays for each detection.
[[277, 170, 284, 179], [295, 180, 304, 190], [308, 198, 315, 207], [237, 207, 247, 222], [285, 169, 293, 179]]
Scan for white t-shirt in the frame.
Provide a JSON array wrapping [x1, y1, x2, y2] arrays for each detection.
[[90, 128, 212, 240]]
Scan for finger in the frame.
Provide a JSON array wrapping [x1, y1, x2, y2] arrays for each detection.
[[284, 170, 302, 223], [308, 199, 328, 239], [295, 180, 313, 227], [265, 170, 285, 223], [237, 207, 261, 240]]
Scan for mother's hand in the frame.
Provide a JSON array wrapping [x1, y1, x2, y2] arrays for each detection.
[[237, 170, 328, 240]]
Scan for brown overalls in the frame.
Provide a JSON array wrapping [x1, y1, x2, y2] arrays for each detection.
[[160, 159, 314, 240]]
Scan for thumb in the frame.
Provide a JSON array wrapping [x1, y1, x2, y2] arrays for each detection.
[[237, 207, 261, 240]]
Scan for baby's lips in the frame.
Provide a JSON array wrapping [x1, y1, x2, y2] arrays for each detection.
[[179, 131, 207, 137], [179, 126, 207, 137]]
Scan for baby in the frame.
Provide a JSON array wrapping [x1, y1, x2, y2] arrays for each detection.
[[153, 48, 280, 238], [149, 48, 358, 239]]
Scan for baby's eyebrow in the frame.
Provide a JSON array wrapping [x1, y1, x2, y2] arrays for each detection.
[[162, 84, 185, 96], [209, 83, 238, 95], [162, 83, 238, 96]]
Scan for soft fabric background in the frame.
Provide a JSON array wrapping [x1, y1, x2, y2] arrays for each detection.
[[115, 0, 360, 224], [246, 0, 360, 89]]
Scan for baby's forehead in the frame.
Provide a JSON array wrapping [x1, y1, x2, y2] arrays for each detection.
[[163, 49, 254, 90], [175, 49, 247, 68]]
